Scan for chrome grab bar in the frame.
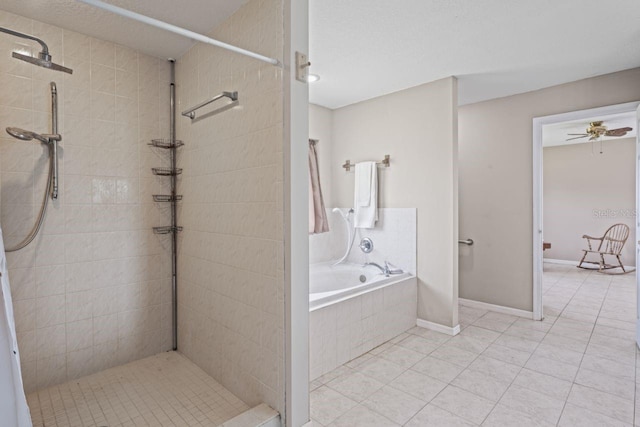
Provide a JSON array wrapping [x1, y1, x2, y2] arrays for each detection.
[[458, 239, 474, 246]]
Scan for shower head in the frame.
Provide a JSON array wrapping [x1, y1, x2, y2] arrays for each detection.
[[6, 127, 50, 144], [0, 26, 72, 74], [12, 52, 73, 74]]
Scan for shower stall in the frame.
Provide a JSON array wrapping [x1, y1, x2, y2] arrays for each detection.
[[0, 0, 305, 424]]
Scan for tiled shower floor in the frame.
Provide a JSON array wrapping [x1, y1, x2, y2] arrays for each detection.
[[27, 352, 249, 427]]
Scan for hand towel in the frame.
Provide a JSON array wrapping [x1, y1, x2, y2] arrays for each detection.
[[353, 161, 378, 228]]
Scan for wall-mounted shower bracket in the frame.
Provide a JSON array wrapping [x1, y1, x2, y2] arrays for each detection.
[[153, 226, 183, 235], [295, 51, 311, 82], [152, 167, 182, 176]]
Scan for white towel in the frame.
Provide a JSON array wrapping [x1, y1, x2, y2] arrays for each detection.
[[353, 161, 378, 228]]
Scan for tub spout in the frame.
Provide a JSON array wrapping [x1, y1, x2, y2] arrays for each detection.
[[363, 262, 390, 277], [363, 261, 404, 277]]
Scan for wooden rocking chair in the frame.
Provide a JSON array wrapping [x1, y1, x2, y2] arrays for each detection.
[[577, 223, 630, 273]]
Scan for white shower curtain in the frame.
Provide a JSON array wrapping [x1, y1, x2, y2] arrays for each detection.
[[0, 228, 32, 427]]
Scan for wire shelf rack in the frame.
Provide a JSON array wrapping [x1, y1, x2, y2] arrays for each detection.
[[152, 167, 182, 176], [148, 139, 184, 149], [153, 194, 183, 202], [153, 226, 183, 235]]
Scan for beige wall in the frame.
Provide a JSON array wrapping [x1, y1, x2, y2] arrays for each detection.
[[309, 103, 333, 207], [329, 77, 459, 327], [176, 0, 285, 413], [0, 10, 173, 392], [459, 68, 640, 312], [543, 138, 636, 265]]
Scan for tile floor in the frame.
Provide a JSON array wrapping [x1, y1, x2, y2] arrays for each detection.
[[310, 262, 639, 426], [27, 352, 249, 427]]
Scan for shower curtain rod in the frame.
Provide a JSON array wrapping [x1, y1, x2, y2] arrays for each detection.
[[78, 0, 280, 66]]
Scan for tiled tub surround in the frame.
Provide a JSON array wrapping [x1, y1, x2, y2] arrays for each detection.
[[310, 208, 416, 274], [310, 263, 639, 426], [310, 276, 417, 381], [0, 10, 173, 392], [309, 208, 418, 380], [175, 0, 285, 414]]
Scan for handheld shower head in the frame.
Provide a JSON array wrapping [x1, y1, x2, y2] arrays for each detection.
[[6, 127, 50, 144]]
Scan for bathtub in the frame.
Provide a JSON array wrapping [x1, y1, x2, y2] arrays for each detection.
[[308, 261, 417, 379], [309, 262, 412, 310]]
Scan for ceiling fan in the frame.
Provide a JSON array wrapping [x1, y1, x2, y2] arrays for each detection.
[[566, 121, 633, 141]]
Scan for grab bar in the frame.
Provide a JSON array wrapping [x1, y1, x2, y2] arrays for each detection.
[[181, 91, 238, 120], [458, 239, 474, 246]]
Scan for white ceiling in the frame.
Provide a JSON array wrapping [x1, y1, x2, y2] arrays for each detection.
[[2, 1, 640, 110], [309, 0, 640, 109], [0, 0, 249, 59], [543, 112, 636, 148]]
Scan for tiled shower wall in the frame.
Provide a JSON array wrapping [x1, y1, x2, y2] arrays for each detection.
[[175, 0, 285, 413], [0, 10, 172, 392]]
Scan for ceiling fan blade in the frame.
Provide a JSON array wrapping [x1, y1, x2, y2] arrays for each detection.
[[565, 136, 588, 141], [567, 133, 589, 136], [605, 127, 633, 137]]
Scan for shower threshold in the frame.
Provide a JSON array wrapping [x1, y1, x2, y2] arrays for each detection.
[[27, 352, 249, 427]]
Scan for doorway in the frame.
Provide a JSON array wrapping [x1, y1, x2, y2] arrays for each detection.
[[532, 101, 640, 329]]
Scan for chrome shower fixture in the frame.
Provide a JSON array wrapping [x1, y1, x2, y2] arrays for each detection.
[[0, 26, 73, 74], [6, 127, 60, 144]]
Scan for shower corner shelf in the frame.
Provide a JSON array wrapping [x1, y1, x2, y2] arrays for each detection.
[[153, 226, 183, 235], [148, 139, 184, 149], [152, 167, 182, 176], [153, 194, 183, 202]]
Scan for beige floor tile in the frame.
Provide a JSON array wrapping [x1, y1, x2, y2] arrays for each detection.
[[326, 371, 384, 402], [580, 354, 635, 381], [503, 325, 547, 342], [498, 385, 565, 425], [355, 356, 405, 384], [575, 367, 635, 400], [379, 345, 425, 368], [448, 334, 492, 354], [430, 343, 479, 367], [329, 404, 399, 427], [451, 368, 511, 402], [472, 317, 512, 333], [405, 403, 476, 427], [481, 343, 532, 367], [512, 368, 572, 401], [411, 356, 465, 383], [493, 333, 539, 353], [362, 385, 426, 425], [396, 334, 439, 355], [567, 384, 634, 424], [430, 385, 494, 425], [467, 355, 521, 383], [388, 369, 447, 402], [524, 354, 579, 382], [558, 403, 631, 427], [532, 341, 584, 366], [310, 386, 357, 426], [482, 403, 554, 427]]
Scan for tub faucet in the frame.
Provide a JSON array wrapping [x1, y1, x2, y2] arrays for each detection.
[[363, 261, 404, 277], [363, 261, 391, 277]]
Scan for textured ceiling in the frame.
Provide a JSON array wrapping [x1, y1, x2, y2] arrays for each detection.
[[543, 111, 636, 148], [309, 0, 640, 109], [0, 0, 249, 59]]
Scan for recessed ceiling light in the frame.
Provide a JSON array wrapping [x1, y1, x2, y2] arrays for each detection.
[[306, 74, 320, 83]]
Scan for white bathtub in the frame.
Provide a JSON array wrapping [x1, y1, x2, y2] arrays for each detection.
[[309, 261, 413, 311]]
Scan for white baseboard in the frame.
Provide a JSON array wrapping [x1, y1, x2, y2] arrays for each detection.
[[544, 258, 634, 270], [459, 298, 534, 319], [416, 319, 460, 336]]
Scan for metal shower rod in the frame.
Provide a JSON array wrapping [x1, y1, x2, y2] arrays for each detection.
[[78, 0, 280, 66]]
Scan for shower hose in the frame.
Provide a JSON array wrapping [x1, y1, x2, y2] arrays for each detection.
[[5, 145, 54, 252]]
